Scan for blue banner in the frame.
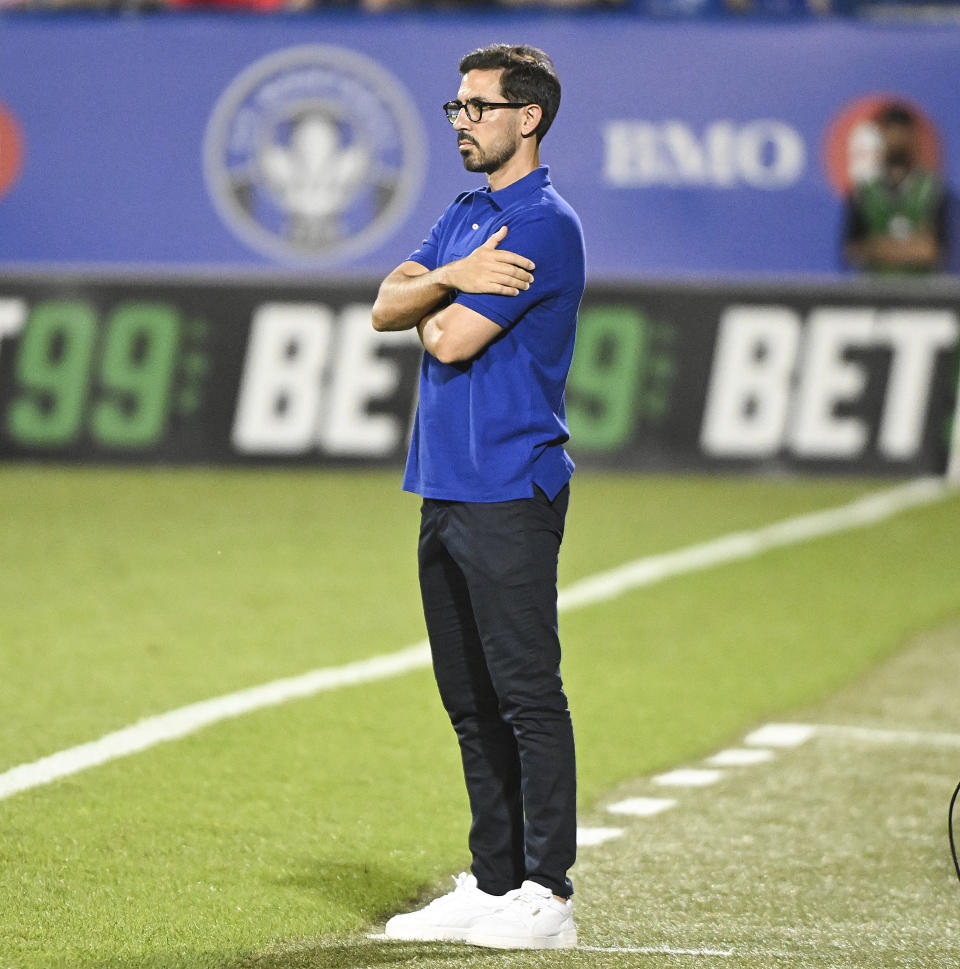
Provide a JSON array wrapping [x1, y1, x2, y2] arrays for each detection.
[[0, 15, 956, 277]]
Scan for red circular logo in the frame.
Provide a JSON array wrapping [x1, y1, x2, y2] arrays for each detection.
[[822, 94, 941, 197], [0, 102, 24, 200]]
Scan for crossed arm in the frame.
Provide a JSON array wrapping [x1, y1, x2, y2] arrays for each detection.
[[371, 225, 535, 364], [845, 231, 941, 272]]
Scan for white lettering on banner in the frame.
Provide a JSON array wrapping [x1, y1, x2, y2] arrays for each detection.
[[232, 303, 335, 454], [231, 302, 419, 457], [875, 312, 959, 459], [700, 306, 801, 457], [701, 306, 960, 461], [791, 309, 875, 459], [603, 120, 806, 189], [0, 298, 27, 365], [318, 303, 407, 457], [736, 121, 806, 190]]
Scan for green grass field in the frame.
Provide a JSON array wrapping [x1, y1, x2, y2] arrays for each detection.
[[2, 467, 958, 968]]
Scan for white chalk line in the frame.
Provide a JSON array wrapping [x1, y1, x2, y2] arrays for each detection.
[[364, 934, 732, 956], [556, 475, 947, 611], [812, 723, 960, 748], [579, 944, 734, 957], [594, 719, 960, 840], [0, 476, 952, 803], [577, 716, 960, 960], [0, 644, 431, 801], [577, 826, 624, 847], [750, 721, 960, 749]]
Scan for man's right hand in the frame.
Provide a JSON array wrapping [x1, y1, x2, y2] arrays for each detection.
[[371, 226, 535, 333], [441, 226, 535, 297]]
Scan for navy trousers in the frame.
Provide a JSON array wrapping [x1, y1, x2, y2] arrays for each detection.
[[417, 485, 576, 899]]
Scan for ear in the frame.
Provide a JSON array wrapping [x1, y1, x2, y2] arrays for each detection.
[[520, 103, 543, 140]]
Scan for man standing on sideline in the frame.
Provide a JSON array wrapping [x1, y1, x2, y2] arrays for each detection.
[[371, 44, 585, 950]]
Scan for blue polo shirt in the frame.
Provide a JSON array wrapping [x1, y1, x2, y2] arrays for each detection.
[[402, 166, 586, 503]]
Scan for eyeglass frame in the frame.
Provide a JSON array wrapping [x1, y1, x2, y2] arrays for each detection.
[[442, 99, 531, 124]]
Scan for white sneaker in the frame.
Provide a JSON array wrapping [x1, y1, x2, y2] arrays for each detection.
[[466, 879, 577, 949], [383, 872, 509, 942]]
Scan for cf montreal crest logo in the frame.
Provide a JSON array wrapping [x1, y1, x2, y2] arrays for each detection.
[[204, 46, 426, 265]]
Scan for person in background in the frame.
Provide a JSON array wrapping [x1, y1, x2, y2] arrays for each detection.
[[844, 102, 949, 273]]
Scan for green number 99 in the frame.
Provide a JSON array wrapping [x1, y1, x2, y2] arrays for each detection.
[[566, 306, 647, 451], [90, 303, 180, 448], [7, 301, 97, 446]]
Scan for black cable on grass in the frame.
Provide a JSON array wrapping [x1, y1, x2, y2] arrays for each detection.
[[951, 778, 960, 888]]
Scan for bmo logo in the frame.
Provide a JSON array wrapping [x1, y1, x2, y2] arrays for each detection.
[[603, 119, 806, 190]]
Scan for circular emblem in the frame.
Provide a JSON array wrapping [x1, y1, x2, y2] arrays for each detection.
[[822, 93, 941, 197], [0, 101, 24, 201], [204, 45, 426, 265]]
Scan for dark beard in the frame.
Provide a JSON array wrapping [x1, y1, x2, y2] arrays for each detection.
[[460, 137, 518, 175], [885, 147, 912, 168]]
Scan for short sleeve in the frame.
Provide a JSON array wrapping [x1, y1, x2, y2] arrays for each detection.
[[407, 211, 447, 271], [455, 210, 582, 331]]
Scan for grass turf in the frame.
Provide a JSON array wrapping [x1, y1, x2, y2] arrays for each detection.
[[0, 467, 874, 771], [1, 468, 958, 967], [566, 618, 960, 969]]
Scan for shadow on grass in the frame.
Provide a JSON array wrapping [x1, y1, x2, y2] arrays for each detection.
[[227, 859, 505, 968], [69, 860, 492, 969], [226, 938, 500, 969], [69, 940, 489, 969]]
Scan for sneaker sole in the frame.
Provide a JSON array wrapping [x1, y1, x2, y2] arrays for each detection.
[[384, 926, 471, 942], [467, 928, 578, 950]]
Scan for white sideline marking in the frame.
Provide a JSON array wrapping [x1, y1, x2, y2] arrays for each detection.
[[577, 826, 624, 847], [815, 723, 960, 748], [556, 476, 947, 612], [367, 934, 732, 955], [0, 644, 431, 801], [744, 723, 816, 748], [0, 476, 951, 802], [579, 944, 734, 957], [707, 748, 774, 767], [607, 796, 677, 817], [653, 768, 722, 788]]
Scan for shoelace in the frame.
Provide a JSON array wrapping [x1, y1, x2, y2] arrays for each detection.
[[508, 888, 554, 919], [451, 872, 473, 893], [424, 872, 473, 909]]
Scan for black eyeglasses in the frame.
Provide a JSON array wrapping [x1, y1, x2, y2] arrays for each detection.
[[442, 99, 530, 124]]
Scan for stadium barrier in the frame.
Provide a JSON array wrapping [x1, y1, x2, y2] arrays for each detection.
[[0, 273, 956, 475], [0, 17, 957, 276]]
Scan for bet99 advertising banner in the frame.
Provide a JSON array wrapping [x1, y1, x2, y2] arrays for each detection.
[[0, 274, 957, 475], [0, 18, 958, 275]]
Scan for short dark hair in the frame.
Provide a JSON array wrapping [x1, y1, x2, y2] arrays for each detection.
[[458, 44, 561, 144], [877, 102, 917, 129]]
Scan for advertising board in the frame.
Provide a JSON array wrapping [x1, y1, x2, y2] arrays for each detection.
[[1, 274, 955, 475], [0, 18, 956, 276]]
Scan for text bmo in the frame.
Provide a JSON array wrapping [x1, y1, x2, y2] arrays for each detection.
[[603, 120, 806, 189], [701, 306, 959, 461], [232, 302, 420, 457]]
